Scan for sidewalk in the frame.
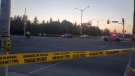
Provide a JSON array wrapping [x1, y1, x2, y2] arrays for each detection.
[[8, 72, 29, 76]]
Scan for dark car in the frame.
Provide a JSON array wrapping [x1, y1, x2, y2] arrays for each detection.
[[62, 34, 72, 38]]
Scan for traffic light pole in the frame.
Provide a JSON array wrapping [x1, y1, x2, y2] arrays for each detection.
[[123, 22, 124, 42], [97, 21, 99, 37], [24, 8, 26, 36], [0, 0, 11, 76], [23, 25, 25, 36]]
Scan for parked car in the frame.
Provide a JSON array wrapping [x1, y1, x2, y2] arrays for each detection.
[[103, 33, 123, 42], [62, 34, 72, 38], [81, 34, 89, 38]]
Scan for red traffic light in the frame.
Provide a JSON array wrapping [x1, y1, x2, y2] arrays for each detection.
[[107, 20, 110, 24], [24, 22, 27, 26], [88, 21, 90, 25], [75, 22, 77, 25]]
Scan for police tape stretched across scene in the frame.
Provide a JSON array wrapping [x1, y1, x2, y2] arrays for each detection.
[[0, 48, 135, 66]]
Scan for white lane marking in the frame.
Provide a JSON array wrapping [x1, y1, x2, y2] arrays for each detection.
[[99, 45, 109, 48], [28, 59, 69, 74], [123, 52, 132, 76], [99, 46, 104, 48]]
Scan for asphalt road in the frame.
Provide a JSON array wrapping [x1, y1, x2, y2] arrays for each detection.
[[8, 35, 135, 76]]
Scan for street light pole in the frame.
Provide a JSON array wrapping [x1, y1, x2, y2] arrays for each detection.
[[81, 11, 82, 35], [75, 6, 90, 36], [93, 19, 104, 37]]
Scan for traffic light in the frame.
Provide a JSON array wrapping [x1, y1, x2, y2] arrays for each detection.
[[88, 21, 90, 25], [75, 22, 77, 25], [122, 18, 124, 23], [107, 20, 110, 24], [24, 22, 27, 26]]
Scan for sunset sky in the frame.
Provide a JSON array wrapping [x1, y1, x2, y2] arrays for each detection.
[[11, 0, 134, 34]]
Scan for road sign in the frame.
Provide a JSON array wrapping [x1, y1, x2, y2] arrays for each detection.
[[112, 21, 118, 23]]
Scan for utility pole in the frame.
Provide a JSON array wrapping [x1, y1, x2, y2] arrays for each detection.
[[0, 0, 11, 76], [122, 18, 125, 42], [24, 8, 26, 36], [133, 11, 135, 42]]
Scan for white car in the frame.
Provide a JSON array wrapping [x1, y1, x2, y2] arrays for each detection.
[[81, 34, 89, 38], [103, 34, 123, 42]]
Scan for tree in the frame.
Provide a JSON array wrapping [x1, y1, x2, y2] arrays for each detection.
[[26, 15, 28, 21], [22, 15, 28, 21], [50, 17, 52, 23], [17, 15, 20, 19], [22, 15, 25, 21], [103, 28, 110, 36], [33, 16, 39, 24], [19, 15, 23, 21], [42, 20, 45, 24], [16, 15, 22, 21], [10, 14, 111, 36], [10, 17, 13, 21], [14, 15, 17, 21]]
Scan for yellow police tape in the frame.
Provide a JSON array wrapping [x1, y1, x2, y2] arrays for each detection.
[[0, 49, 135, 66], [130, 67, 135, 72]]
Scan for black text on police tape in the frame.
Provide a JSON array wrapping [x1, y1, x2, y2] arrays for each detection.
[[72, 54, 86, 58], [106, 51, 119, 54], [35, 54, 48, 57], [0, 56, 17, 60], [0, 59, 19, 65], [122, 50, 133, 52], [89, 52, 103, 56], [24, 57, 47, 63], [54, 52, 69, 55], [52, 55, 70, 60], [23, 54, 35, 58]]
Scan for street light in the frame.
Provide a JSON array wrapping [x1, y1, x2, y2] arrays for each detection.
[[92, 19, 104, 36], [75, 6, 90, 36]]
